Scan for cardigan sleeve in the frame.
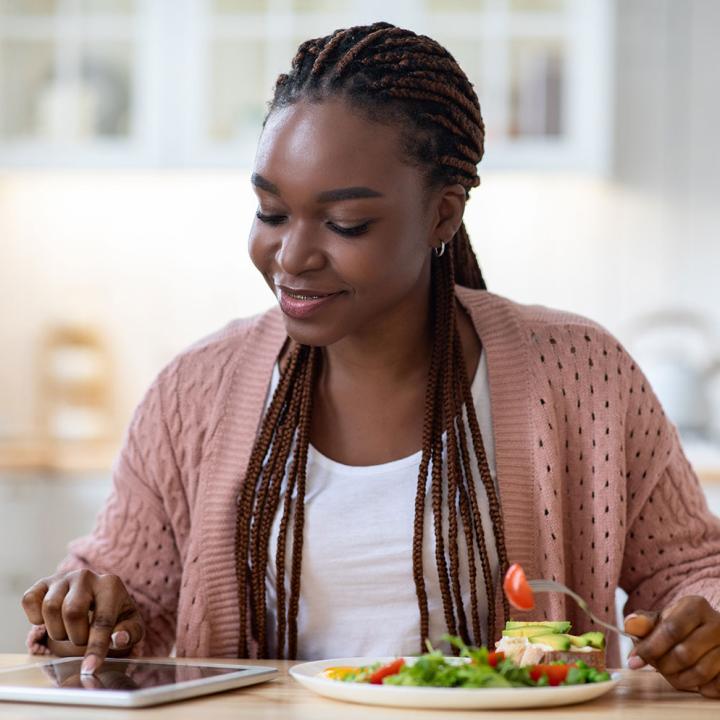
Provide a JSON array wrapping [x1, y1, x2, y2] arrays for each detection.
[[619, 424, 720, 616], [28, 372, 183, 657]]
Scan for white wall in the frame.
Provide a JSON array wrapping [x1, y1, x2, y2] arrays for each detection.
[[0, 167, 715, 438]]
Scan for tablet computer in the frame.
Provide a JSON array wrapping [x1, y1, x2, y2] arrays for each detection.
[[0, 657, 277, 708]]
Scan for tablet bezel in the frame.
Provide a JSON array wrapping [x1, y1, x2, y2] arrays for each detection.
[[0, 657, 278, 708]]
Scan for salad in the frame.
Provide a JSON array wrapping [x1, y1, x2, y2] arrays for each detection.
[[321, 635, 611, 689]]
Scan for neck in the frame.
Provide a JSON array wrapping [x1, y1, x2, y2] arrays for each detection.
[[322, 273, 435, 388]]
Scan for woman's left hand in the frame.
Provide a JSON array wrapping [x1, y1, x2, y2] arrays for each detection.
[[625, 595, 720, 698]]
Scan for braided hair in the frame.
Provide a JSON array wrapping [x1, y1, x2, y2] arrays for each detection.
[[236, 22, 509, 660]]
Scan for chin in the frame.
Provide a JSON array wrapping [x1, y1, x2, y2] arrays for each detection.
[[280, 315, 348, 347]]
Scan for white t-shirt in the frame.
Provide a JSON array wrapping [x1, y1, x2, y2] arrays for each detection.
[[263, 352, 499, 660]]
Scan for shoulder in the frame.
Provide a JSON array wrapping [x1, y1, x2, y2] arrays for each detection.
[[136, 305, 284, 434], [456, 286, 620, 350], [456, 286, 638, 395], [157, 305, 284, 390]]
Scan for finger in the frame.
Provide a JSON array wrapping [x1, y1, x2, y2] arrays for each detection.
[[110, 608, 144, 652], [81, 576, 124, 675], [656, 623, 720, 677], [62, 581, 94, 647], [21, 580, 50, 625], [625, 611, 658, 638], [667, 646, 720, 691], [80, 674, 103, 690], [627, 647, 647, 670], [699, 676, 720, 700], [635, 604, 704, 664], [41, 579, 70, 641]]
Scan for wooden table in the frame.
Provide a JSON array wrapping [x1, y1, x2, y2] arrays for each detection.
[[0, 655, 718, 719]]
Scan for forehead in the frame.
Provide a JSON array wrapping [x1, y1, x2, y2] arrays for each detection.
[[253, 99, 421, 195]]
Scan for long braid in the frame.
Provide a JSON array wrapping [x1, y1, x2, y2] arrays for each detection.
[[237, 22, 507, 659]]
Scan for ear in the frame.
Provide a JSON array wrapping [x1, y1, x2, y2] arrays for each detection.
[[428, 183, 467, 252]]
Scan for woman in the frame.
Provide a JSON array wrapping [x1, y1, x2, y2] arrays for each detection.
[[22, 23, 720, 696]]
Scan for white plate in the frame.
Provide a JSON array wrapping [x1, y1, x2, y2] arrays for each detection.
[[289, 657, 620, 710]]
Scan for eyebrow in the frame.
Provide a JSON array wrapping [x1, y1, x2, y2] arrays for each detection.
[[251, 173, 384, 203]]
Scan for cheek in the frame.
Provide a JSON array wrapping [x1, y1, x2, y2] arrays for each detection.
[[339, 226, 427, 291], [248, 225, 273, 278]]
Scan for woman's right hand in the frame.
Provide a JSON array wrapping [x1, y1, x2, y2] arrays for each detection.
[[21, 569, 144, 674]]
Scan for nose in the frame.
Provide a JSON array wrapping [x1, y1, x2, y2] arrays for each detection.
[[276, 219, 325, 276]]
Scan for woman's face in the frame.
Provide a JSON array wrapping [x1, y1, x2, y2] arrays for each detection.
[[249, 98, 439, 348]]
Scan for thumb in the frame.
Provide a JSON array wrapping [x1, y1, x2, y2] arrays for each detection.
[[110, 615, 144, 652], [624, 610, 658, 638]]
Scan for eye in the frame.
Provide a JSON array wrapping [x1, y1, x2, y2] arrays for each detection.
[[256, 210, 287, 226], [327, 221, 371, 237]]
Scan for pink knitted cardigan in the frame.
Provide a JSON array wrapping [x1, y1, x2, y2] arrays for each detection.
[[29, 287, 720, 666]]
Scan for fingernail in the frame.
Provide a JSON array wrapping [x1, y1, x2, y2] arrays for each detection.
[[628, 655, 645, 670], [624, 613, 638, 622], [111, 631, 130, 649], [81, 655, 99, 676]]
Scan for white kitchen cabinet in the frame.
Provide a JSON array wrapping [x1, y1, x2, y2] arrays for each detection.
[[0, 0, 613, 171], [0, 471, 112, 652], [0, 0, 156, 165]]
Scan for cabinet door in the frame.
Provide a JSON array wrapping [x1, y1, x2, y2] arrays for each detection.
[[0, 0, 151, 166], [190, 0, 610, 172]]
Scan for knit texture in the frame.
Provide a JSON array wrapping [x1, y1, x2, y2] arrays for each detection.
[[30, 288, 720, 666]]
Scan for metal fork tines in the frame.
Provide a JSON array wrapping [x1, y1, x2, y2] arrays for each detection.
[[528, 578, 634, 639]]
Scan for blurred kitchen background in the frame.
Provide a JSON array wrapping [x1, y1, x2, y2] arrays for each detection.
[[1, 0, 719, 653]]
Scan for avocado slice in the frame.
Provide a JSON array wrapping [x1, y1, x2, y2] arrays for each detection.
[[528, 633, 572, 651], [502, 625, 558, 638], [579, 631, 605, 649], [505, 620, 572, 634]]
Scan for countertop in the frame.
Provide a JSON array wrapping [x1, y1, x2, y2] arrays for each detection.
[[0, 655, 718, 719]]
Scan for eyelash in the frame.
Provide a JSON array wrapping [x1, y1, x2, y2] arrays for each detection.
[[255, 211, 371, 238]]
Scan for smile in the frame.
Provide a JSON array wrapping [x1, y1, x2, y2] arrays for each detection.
[[277, 287, 343, 320]]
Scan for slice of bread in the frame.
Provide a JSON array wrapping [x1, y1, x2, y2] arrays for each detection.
[[538, 649, 606, 672]]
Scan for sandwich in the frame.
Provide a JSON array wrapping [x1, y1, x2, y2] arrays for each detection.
[[495, 621, 606, 672]]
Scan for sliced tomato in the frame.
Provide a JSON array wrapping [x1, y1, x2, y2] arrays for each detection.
[[502, 563, 535, 611], [529, 663, 572, 686], [529, 665, 544, 683], [487, 651, 505, 668], [369, 658, 405, 685]]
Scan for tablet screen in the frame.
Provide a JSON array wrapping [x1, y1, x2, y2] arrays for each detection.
[[0, 659, 246, 692]]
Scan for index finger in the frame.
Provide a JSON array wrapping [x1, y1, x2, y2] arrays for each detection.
[[81, 578, 124, 675], [21, 579, 50, 625], [635, 604, 704, 664]]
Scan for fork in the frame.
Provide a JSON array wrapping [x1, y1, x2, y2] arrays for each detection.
[[528, 578, 637, 640]]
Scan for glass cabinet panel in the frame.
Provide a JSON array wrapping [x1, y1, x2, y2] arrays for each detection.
[[425, 0, 485, 11], [509, 0, 565, 12], [208, 38, 266, 142], [508, 37, 564, 137], [0, 0, 138, 152], [0, 0, 58, 15], [76, 40, 133, 137], [0, 39, 55, 139], [212, 0, 269, 13], [291, 0, 352, 11], [77, 0, 134, 13]]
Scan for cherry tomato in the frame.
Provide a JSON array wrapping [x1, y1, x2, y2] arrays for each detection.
[[503, 563, 535, 610], [488, 651, 505, 668], [529, 665, 544, 683], [529, 664, 572, 686], [369, 658, 405, 685]]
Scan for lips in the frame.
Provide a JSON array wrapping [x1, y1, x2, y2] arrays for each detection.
[[277, 286, 343, 320]]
